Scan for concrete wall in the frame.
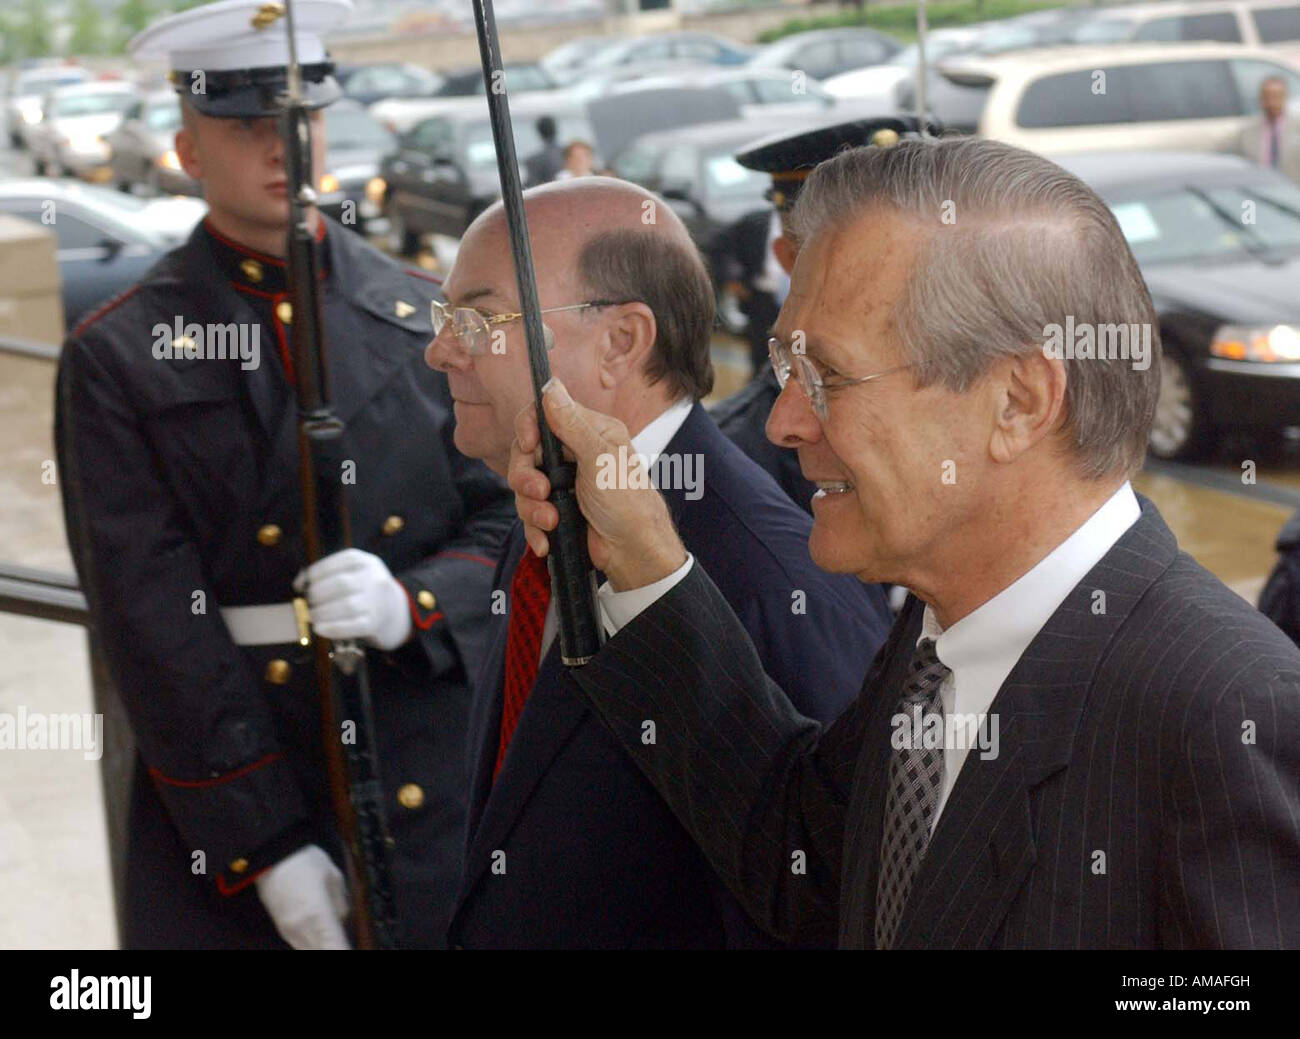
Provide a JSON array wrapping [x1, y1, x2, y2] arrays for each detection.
[[326, 2, 852, 70]]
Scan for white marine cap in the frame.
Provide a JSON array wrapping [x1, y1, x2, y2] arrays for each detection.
[[127, 0, 353, 116]]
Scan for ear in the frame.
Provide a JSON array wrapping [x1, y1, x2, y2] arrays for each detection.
[[596, 302, 656, 390], [987, 349, 1067, 465], [175, 125, 201, 182], [772, 234, 796, 276]]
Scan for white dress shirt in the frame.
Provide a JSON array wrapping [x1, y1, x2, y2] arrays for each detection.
[[918, 481, 1140, 830], [539, 397, 694, 661], [601, 481, 1142, 832]]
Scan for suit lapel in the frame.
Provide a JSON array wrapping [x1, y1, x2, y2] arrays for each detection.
[[874, 498, 1179, 948]]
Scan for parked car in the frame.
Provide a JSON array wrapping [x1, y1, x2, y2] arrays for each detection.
[[539, 35, 626, 84], [428, 63, 555, 97], [747, 27, 902, 80], [27, 81, 140, 179], [824, 27, 982, 103], [6, 65, 88, 148], [631, 67, 838, 119], [0, 180, 206, 327], [1066, 0, 1300, 65], [105, 90, 196, 196], [900, 44, 1300, 147], [610, 116, 805, 258], [1056, 150, 1300, 459], [336, 62, 442, 106], [379, 86, 741, 254], [371, 80, 572, 136], [316, 99, 396, 236], [581, 32, 752, 72]]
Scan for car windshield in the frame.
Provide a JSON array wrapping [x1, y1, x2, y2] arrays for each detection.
[[324, 108, 394, 151], [144, 101, 180, 131], [891, 36, 974, 67], [703, 150, 769, 199], [1110, 181, 1300, 263], [1069, 18, 1138, 44], [52, 92, 136, 118]]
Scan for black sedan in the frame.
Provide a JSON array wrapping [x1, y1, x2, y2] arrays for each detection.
[[1056, 151, 1300, 460]]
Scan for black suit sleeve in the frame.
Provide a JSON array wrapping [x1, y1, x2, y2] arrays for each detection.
[[573, 561, 886, 944], [1159, 669, 1300, 948]]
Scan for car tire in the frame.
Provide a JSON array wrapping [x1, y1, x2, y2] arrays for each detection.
[[387, 201, 419, 257], [1148, 345, 1212, 461]]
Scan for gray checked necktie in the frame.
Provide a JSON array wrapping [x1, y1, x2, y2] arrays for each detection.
[[875, 636, 949, 950]]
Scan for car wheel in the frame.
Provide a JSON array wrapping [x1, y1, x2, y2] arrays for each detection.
[[1148, 347, 1211, 461], [387, 201, 419, 257]]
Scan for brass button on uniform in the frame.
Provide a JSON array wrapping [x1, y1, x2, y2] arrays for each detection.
[[240, 259, 263, 283], [256, 523, 281, 547], [416, 590, 436, 611], [230, 858, 249, 874], [397, 783, 424, 810], [265, 659, 291, 684], [382, 514, 404, 536], [275, 300, 293, 324]]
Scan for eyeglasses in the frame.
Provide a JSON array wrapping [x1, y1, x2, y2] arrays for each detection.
[[431, 299, 634, 356], [768, 335, 915, 421]]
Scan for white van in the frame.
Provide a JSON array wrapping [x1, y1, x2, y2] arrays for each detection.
[[932, 43, 1300, 154]]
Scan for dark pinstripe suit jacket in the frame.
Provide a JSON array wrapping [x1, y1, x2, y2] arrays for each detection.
[[572, 497, 1300, 948]]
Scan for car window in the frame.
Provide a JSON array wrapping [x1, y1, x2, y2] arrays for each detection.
[[659, 145, 698, 188], [1109, 181, 1300, 263], [144, 101, 180, 131], [1134, 12, 1242, 42], [409, 118, 451, 153], [797, 41, 841, 79], [754, 76, 820, 104], [1230, 58, 1300, 109], [51, 92, 137, 118], [676, 39, 721, 62], [465, 116, 590, 168], [1070, 18, 1139, 44], [324, 108, 394, 151], [611, 143, 662, 185], [839, 37, 890, 68], [1253, 4, 1300, 41], [702, 152, 770, 199], [631, 40, 673, 62], [720, 79, 758, 104], [1016, 61, 1239, 128], [0, 204, 108, 250]]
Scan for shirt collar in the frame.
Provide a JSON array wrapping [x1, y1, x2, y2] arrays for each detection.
[[630, 397, 693, 460], [918, 481, 1141, 710]]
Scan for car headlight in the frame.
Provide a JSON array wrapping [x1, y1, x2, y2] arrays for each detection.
[[365, 176, 386, 204], [157, 149, 181, 170], [319, 172, 339, 194], [1210, 324, 1300, 363]]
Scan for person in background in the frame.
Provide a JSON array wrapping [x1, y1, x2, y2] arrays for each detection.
[[523, 115, 565, 186], [558, 139, 595, 179], [1239, 75, 1300, 182]]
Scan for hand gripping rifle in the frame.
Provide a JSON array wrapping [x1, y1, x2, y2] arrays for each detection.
[[279, 0, 398, 949], [469, 0, 604, 666]]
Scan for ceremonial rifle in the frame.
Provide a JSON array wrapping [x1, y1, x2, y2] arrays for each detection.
[[469, 0, 604, 666], [279, 0, 398, 950]]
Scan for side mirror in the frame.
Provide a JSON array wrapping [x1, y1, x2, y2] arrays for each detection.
[[96, 237, 124, 263]]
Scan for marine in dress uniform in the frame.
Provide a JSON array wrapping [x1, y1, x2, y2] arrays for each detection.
[[710, 116, 934, 516], [55, 0, 513, 949]]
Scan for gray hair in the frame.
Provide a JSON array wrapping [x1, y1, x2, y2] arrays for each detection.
[[790, 136, 1160, 479]]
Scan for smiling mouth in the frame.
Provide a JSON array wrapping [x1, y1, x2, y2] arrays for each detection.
[[812, 480, 854, 498]]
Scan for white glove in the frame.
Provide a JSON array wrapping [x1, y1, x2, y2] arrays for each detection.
[[254, 844, 351, 950], [295, 548, 412, 651]]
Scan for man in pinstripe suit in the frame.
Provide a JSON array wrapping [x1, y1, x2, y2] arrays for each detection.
[[508, 138, 1300, 948]]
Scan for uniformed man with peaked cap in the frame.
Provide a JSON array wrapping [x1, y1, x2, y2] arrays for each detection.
[[710, 115, 934, 515], [56, 0, 513, 949]]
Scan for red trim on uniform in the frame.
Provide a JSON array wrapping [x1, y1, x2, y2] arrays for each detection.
[[216, 864, 272, 897], [70, 284, 142, 338], [231, 283, 295, 382], [400, 584, 445, 632], [436, 550, 495, 568], [204, 219, 286, 266], [148, 751, 282, 789], [405, 267, 443, 285]]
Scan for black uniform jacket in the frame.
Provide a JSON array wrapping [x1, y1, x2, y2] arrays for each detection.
[[56, 217, 513, 948]]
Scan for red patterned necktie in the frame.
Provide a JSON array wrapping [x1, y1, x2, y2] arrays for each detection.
[[493, 546, 552, 779]]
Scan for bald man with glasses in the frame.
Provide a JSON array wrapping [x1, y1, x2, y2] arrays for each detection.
[[425, 177, 892, 948]]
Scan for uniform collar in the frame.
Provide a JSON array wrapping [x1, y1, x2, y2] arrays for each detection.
[[201, 217, 329, 296]]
